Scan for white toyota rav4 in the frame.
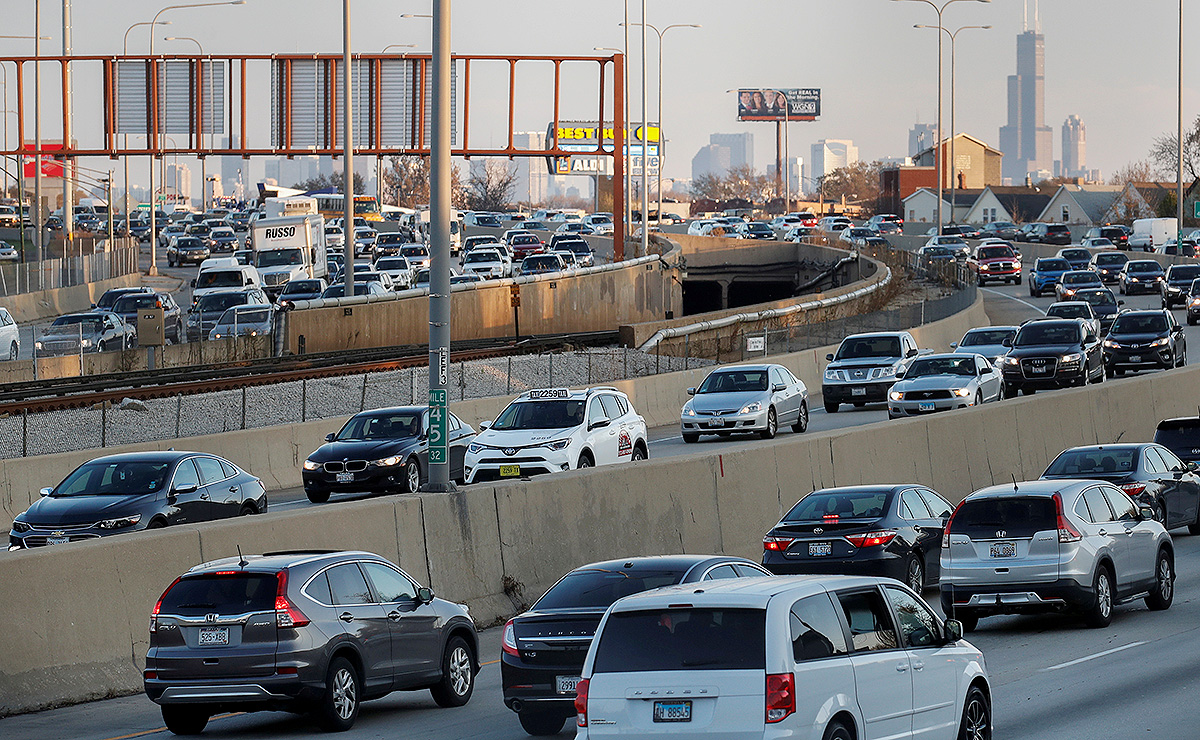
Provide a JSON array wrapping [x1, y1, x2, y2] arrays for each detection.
[[464, 387, 648, 484]]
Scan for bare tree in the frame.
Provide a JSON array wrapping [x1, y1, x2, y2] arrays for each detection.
[[818, 161, 883, 216], [1150, 116, 1200, 181], [1107, 160, 1155, 223], [382, 155, 430, 208], [463, 159, 517, 212]]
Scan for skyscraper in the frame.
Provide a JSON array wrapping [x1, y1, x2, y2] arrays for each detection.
[[810, 140, 859, 181], [909, 123, 938, 158], [999, 3, 1053, 183], [708, 133, 754, 170], [1062, 115, 1086, 179]]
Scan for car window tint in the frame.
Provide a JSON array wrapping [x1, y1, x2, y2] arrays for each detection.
[[592, 608, 766, 673], [588, 399, 608, 426], [305, 572, 334, 605], [703, 564, 738, 580], [835, 590, 898, 653], [900, 490, 933, 520], [195, 457, 227, 485], [1156, 446, 1185, 471], [327, 563, 374, 605], [1073, 495, 1094, 522], [1082, 488, 1114, 523], [599, 394, 623, 420], [1142, 449, 1167, 474], [173, 459, 201, 490], [220, 460, 238, 479], [790, 593, 848, 661], [360, 562, 416, 603], [883, 586, 941, 648], [918, 489, 953, 518], [1101, 488, 1139, 522], [733, 563, 769, 578]]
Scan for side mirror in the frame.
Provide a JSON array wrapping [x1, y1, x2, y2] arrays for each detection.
[[825, 353, 835, 362], [1001, 337, 1012, 347], [772, 383, 787, 392], [943, 619, 964, 643], [478, 421, 490, 431], [173, 483, 199, 495], [949, 342, 958, 349], [39, 487, 53, 497], [325, 433, 335, 442], [1118, 300, 1125, 306], [190, 279, 197, 287], [686, 387, 697, 396], [246, 278, 254, 285], [906, 348, 918, 358], [90, 303, 97, 309], [1139, 504, 1156, 521], [894, 371, 905, 380], [417, 587, 434, 604]]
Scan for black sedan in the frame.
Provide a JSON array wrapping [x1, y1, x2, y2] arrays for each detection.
[[1042, 443, 1200, 533], [8, 451, 267, 549], [1103, 309, 1186, 374], [761, 484, 953, 592], [110, 291, 184, 344], [1119, 260, 1165, 295], [166, 236, 211, 267], [501, 555, 770, 736], [999, 318, 1105, 396], [1074, 287, 1124, 333], [301, 406, 475, 502]]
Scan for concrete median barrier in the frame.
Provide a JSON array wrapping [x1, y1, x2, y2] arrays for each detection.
[[2, 273, 142, 325]]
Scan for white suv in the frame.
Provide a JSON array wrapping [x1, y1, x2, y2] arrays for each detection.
[[577, 576, 991, 740], [464, 387, 648, 484]]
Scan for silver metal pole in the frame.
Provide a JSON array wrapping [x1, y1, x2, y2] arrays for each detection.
[[34, 0, 43, 263], [1178, 0, 1185, 244], [935, 5, 943, 234], [63, 0, 73, 249], [949, 29, 955, 225], [426, 0, 453, 491], [341, 0, 355, 297], [639, 0, 648, 257], [1, 64, 7, 200], [623, 0, 631, 242], [655, 26, 663, 228]]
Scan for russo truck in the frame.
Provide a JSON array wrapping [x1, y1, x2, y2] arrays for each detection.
[[250, 213, 329, 297]]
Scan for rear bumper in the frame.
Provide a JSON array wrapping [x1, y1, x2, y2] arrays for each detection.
[[146, 674, 318, 706], [764, 552, 905, 582], [940, 578, 1094, 615], [502, 654, 582, 716]]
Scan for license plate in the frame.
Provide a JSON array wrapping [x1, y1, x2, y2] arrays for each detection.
[[499, 464, 521, 477], [1129, 355, 1142, 363], [555, 676, 581, 694], [198, 627, 229, 646], [45, 536, 69, 546], [653, 700, 692, 723], [708, 417, 726, 427], [1030, 365, 1049, 374], [851, 387, 867, 397], [336, 472, 354, 483], [809, 542, 833, 557], [918, 401, 936, 412], [990, 542, 1016, 558]]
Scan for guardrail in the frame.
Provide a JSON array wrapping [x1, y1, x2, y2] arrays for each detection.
[[0, 242, 139, 297]]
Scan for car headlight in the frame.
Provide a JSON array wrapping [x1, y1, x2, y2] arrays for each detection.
[[1150, 337, 1170, 348], [1061, 353, 1082, 363], [10, 520, 31, 533], [953, 387, 973, 398], [824, 368, 840, 380], [889, 390, 903, 401], [302, 459, 321, 470], [34, 341, 42, 349], [540, 439, 572, 451], [372, 455, 402, 467], [876, 366, 896, 378], [740, 401, 762, 414], [683, 404, 696, 416], [467, 443, 485, 454], [96, 514, 141, 530], [80, 338, 92, 347], [1131, 277, 1139, 282], [1103, 340, 1119, 349], [1003, 357, 1019, 366], [1191, 298, 1200, 306]]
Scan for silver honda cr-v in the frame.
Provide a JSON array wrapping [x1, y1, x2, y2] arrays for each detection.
[[940, 479, 1174, 631]]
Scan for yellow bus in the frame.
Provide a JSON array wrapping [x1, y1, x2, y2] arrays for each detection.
[[313, 193, 382, 222]]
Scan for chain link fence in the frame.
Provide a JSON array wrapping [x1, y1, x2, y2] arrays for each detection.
[[0, 242, 140, 296]]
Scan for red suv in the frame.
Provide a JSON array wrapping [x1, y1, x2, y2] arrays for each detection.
[[510, 234, 545, 260]]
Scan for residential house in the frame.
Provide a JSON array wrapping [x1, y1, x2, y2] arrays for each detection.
[[961, 185, 1054, 225], [1102, 182, 1178, 223], [912, 133, 1004, 191], [1035, 185, 1122, 226], [901, 187, 981, 224]]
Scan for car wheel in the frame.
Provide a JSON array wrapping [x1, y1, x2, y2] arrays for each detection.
[[825, 401, 839, 414], [519, 711, 566, 736], [7, 342, 16, 361], [146, 518, 166, 529], [905, 554, 925, 592], [760, 407, 777, 440], [1003, 385, 1018, 399], [957, 686, 992, 740], [682, 432, 700, 444], [1085, 565, 1114, 628], [577, 452, 594, 468], [823, 720, 853, 740], [401, 457, 421, 493], [1177, 348, 1187, 367], [631, 444, 647, 461], [1155, 501, 1168, 525], [1021, 387, 1036, 396], [1189, 316, 1196, 326], [1015, 275, 1022, 285], [430, 636, 475, 707], [1115, 368, 1125, 376], [316, 657, 360, 731], [974, 390, 983, 407], [792, 401, 809, 433], [1145, 550, 1174, 611], [161, 705, 209, 736]]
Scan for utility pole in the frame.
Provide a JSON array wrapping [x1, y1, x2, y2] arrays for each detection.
[[33, 0, 43, 262], [62, 0, 74, 249], [341, 0, 355, 298]]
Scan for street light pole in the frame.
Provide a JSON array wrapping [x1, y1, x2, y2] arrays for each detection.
[[122, 21, 170, 231], [342, 0, 355, 299], [1178, 0, 1184, 243], [163, 36, 207, 211], [893, 0, 990, 234]]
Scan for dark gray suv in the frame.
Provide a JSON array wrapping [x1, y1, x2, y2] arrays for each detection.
[[145, 551, 478, 734]]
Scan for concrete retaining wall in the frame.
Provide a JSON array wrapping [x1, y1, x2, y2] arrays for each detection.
[[4, 351, 1200, 715], [0, 273, 142, 325]]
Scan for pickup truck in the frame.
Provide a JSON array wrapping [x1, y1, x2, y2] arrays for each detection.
[[821, 331, 926, 413]]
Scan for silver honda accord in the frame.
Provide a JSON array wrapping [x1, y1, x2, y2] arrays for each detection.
[[680, 363, 808, 443]]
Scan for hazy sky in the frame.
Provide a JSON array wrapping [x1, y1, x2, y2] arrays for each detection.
[[2, 0, 1195, 189]]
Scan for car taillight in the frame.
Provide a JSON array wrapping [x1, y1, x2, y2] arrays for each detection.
[[1120, 482, 1146, 497], [1053, 493, 1082, 543], [502, 619, 519, 656], [763, 536, 795, 552], [943, 500, 965, 548], [765, 672, 795, 723], [575, 677, 590, 727], [150, 576, 181, 633], [275, 570, 310, 628], [845, 531, 897, 548]]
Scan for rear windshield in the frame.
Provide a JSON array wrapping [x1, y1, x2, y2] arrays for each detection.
[[593, 609, 765, 673], [953, 497, 1057, 539], [1063, 272, 1099, 285], [785, 490, 890, 521], [1155, 422, 1200, 457], [836, 336, 901, 360], [1045, 448, 1138, 476], [961, 329, 1015, 346], [534, 569, 685, 610], [160, 573, 278, 616], [1077, 289, 1117, 307]]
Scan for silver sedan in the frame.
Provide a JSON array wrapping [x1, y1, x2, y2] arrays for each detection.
[[680, 363, 808, 443], [887, 352, 1002, 419]]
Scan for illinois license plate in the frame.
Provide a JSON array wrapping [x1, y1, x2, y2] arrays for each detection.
[[918, 401, 936, 412], [336, 472, 354, 483], [198, 627, 229, 646], [708, 417, 726, 427], [1030, 365, 1049, 374], [851, 387, 867, 397], [499, 464, 521, 477], [45, 536, 69, 546], [990, 542, 1016, 558], [809, 542, 833, 557], [653, 700, 692, 723], [1129, 355, 1142, 363], [555, 676, 580, 694]]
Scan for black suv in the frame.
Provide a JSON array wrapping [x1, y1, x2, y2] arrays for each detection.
[[146, 551, 478, 734], [1074, 287, 1124, 333], [1084, 225, 1129, 249], [1161, 264, 1200, 308], [1156, 416, 1200, 463], [1102, 309, 1186, 375], [1025, 223, 1072, 245], [999, 319, 1104, 396], [501, 555, 769, 736]]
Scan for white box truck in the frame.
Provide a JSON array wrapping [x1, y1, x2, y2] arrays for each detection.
[[1129, 217, 1176, 251], [264, 196, 317, 219], [250, 213, 329, 297]]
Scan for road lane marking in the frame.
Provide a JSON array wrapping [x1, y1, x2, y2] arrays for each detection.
[[100, 713, 241, 740], [649, 436, 679, 445], [1041, 641, 1145, 671], [482, 658, 499, 666], [980, 287, 1045, 314]]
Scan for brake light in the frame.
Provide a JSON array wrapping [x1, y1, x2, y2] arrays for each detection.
[[274, 570, 310, 628], [765, 672, 795, 723], [1120, 482, 1146, 497], [1053, 493, 1082, 543], [763, 536, 795, 552], [150, 576, 181, 633], [502, 619, 519, 656], [575, 677, 590, 726], [845, 530, 897, 548], [943, 500, 965, 548]]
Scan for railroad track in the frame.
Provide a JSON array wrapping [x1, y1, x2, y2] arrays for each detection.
[[0, 331, 620, 415]]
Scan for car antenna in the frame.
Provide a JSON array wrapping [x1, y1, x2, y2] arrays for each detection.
[[1011, 473, 1018, 491], [236, 545, 248, 569], [1114, 430, 1125, 444]]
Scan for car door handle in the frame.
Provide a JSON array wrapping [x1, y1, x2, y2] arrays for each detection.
[[339, 612, 355, 623], [199, 493, 210, 500], [387, 611, 402, 621], [912, 661, 925, 671], [1098, 529, 1108, 535], [895, 663, 909, 672], [229, 486, 239, 493]]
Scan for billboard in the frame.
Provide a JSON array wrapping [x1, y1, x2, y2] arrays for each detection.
[[735, 88, 820, 122], [546, 120, 660, 176]]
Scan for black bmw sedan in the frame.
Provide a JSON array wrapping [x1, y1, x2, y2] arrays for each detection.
[[8, 451, 266, 549], [302, 406, 475, 502], [761, 484, 954, 592]]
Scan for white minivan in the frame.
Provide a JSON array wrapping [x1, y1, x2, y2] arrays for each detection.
[[191, 258, 262, 303], [576, 576, 990, 740]]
